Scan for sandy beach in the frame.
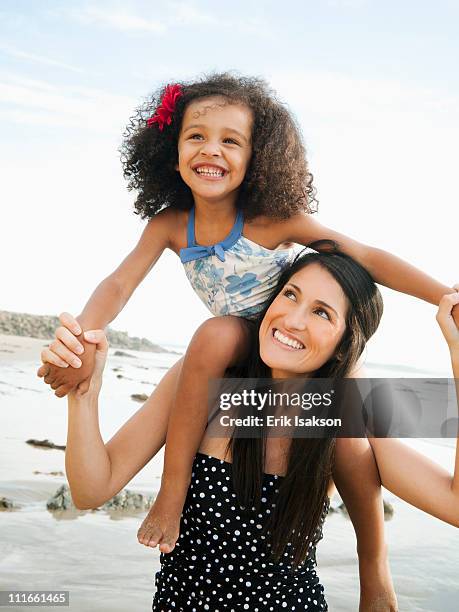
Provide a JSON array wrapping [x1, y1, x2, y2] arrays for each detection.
[[1, 334, 458, 611]]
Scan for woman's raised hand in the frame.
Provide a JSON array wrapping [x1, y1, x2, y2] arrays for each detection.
[[436, 290, 459, 353], [37, 312, 97, 397], [69, 329, 109, 398]]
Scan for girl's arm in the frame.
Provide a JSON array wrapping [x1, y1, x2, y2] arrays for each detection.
[[283, 213, 458, 315], [77, 207, 175, 329], [37, 208, 175, 395], [369, 292, 459, 527]]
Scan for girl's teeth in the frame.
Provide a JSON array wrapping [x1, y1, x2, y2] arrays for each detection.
[[196, 167, 224, 177], [274, 329, 304, 350]]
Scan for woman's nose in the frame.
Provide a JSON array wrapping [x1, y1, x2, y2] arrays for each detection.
[[283, 310, 308, 332]]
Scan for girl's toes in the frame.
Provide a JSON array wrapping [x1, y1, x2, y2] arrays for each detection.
[[159, 529, 179, 553], [144, 525, 163, 548], [159, 540, 175, 554]]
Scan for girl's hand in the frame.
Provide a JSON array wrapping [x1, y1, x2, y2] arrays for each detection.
[[38, 312, 84, 369], [436, 290, 459, 353], [37, 312, 96, 397], [69, 330, 109, 399]]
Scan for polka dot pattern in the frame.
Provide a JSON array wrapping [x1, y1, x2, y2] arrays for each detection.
[[152, 453, 329, 610]]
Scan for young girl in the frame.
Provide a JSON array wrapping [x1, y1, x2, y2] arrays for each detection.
[[38, 72, 455, 567]]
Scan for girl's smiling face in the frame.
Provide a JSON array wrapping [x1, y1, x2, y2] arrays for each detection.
[[176, 96, 253, 206], [259, 263, 349, 378]]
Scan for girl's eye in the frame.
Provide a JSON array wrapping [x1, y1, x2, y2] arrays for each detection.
[[283, 289, 296, 301], [223, 138, 239, 145], [314, 308, 330, 321]]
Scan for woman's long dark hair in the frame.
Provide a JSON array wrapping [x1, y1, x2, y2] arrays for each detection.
[[227, 242, 383, 567]]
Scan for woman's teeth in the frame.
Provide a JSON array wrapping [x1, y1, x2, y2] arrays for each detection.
[[195, 166, 225, 177], [273, 329, 304, 350]]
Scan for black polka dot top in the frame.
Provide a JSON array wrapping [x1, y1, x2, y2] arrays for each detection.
[[152, 453, 329, 611]]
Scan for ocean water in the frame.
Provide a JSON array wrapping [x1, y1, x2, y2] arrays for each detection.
[[0, 340, 457, 611]]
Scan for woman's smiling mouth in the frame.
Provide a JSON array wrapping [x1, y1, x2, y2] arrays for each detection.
[[272, 328, 305, 351]]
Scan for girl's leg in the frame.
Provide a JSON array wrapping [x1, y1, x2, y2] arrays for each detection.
[[137, 316, 250, 553]]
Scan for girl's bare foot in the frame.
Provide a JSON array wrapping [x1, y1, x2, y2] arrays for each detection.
[[137, 478, 189, 553]]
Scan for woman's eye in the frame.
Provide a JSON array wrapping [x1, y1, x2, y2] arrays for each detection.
[[283, 289, 296, 301], [189, 134, 203, 140], [314, 308, 330, 320]]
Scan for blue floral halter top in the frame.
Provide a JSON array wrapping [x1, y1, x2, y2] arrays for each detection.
[[179, 207, 296, 319]]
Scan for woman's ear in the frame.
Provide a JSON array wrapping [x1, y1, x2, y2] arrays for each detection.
[[175, 163, 179, 171]]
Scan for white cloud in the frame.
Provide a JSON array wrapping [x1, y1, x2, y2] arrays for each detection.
[[0, 73, 137, 132], [0, 44, 85, 74], [171, 2, 218, 25], [58, 2, 272, 38], [272, 70, 459, 123], [326, 0, 368, 7], [66, 6, 167, 33]]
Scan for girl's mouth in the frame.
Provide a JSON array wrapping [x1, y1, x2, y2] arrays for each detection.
[[271, 328, 305, 351], [193, 165, 227, 180]]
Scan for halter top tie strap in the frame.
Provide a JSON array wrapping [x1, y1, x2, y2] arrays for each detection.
[[180, 207, 244, 263]]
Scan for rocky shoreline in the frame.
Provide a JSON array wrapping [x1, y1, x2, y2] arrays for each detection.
[[0, 310, 177, 354]]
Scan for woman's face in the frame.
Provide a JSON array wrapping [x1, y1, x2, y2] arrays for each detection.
[[259, 263, 349, 378]]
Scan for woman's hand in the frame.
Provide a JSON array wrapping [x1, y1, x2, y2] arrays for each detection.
[[37, 312, 97, 397], [69, 330, 109, 399], [436, 290, 459, 353]]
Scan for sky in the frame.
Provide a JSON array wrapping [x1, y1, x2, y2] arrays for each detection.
[[1, 0, 458, 372]]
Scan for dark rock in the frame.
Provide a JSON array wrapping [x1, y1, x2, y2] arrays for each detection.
[[33, 470, 65, 476], [47, 484, 154, 512], [338, 499, 395, 521], [0, 496, 17, 510], [47, 485, 74, 510], [114, 350, 136, 358], [131, 393, 149, 403], [102, 490, 154, 512], [337, 502, 349, 518], [0, 310, 178, 354], [26, 438, 66, 451], [383, 499, 394, 520]]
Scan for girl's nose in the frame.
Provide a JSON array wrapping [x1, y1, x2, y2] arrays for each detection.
[[200, 141, 222, 156]]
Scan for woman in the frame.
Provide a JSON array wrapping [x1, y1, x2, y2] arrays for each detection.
[[64, 250, 459, 610]]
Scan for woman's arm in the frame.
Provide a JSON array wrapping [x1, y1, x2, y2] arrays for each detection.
[[369, 292, 459, 527], [333, 438, 397, 611], [65, 332, 182, 509], [282, 212, 458, 314]]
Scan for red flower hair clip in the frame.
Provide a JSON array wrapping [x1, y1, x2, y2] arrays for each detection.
[[147, 84, 183, 131]]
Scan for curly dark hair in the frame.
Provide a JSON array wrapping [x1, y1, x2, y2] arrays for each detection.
[[120, 72, 318, 221]]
